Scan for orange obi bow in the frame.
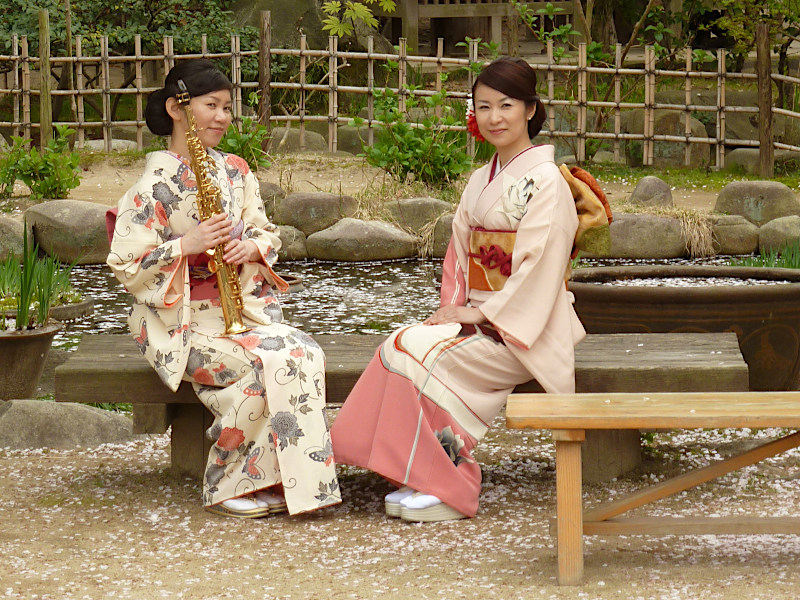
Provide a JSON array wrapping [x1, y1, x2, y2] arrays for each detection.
[[468, 228, 516, 292]]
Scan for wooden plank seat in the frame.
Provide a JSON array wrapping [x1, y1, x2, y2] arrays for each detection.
[[55, 332, 748, 479], [506, 392, 800, 585]]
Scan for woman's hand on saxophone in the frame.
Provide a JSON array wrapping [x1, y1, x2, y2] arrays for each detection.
[[223, 239, 260, 265], [181, 213, 233, 255]]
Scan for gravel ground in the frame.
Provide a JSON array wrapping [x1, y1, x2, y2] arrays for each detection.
[[2, 410, 800, 600]]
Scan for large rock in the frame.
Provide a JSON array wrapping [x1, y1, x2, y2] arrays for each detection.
[[83, 139, 139, 152], [591, 150, 624, 164], [759, 216, 800, 253], [385, 197, 453, 234], [0, 400, 132, 450], [336, 124, 370, 155], [277, 225, 308, 261], [655, 89, 762, 139], [266, 127, 327, 153], [111, 126, 157, 148], [620, 109, 710, 167], [609, 213, 686, 258], [274, 192, 358, 236], [259, 181, 286, 219], [25, 200, 109, 264], [709, 215, 760, 255], [306, 218, 418, 261], [714, 181, 800, 226], [432, 213, 454, 258], [724, 148, 800, 175], [628, 176, 673, 207], [0, 216, 23, 260]]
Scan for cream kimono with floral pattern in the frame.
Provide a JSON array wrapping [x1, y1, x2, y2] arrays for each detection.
[[108, 150, 340, 513]]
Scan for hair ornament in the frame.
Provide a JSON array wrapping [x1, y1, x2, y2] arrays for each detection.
[[466, 97, 485, 143]]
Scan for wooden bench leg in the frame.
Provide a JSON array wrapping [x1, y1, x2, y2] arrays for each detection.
[[170, 403, 213, 480], [553, 429, 586, 585]]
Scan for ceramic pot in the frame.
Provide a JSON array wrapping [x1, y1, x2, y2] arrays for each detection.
[[0, 322, 62, 400]]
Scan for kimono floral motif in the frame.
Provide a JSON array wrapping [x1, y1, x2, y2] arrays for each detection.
[[217, 426, 245, 451], [435, 426, 474, 466], [271, 411, 304, 450], [498, 173, 541, 226], [152, 181, 184, 216]]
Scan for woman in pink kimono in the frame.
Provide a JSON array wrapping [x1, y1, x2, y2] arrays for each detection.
[[107, 60, 340, 519], [330, 57, 585, 522]]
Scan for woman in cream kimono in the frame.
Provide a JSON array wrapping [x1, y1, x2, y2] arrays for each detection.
[[330, 57, 585, 522], [107, 60, 340, 519]]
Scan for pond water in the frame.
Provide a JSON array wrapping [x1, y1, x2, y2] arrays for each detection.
[[56, 259, 443, 351]]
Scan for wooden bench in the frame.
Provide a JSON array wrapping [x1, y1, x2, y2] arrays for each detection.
[[506, 392, 800, 585], [55, 332, 748, 479]]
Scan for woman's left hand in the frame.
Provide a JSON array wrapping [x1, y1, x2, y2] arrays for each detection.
[[423, 305, 486, 326], [223, 239, 260, 265]]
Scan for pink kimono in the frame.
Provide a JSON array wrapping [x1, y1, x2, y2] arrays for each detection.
[[330, 145, 585, 517]]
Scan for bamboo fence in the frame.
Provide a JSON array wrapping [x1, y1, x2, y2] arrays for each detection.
[[1, 10, 800, 170]]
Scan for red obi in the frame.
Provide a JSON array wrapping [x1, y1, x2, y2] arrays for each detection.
[[188, 253, 222, 301], [467, 227, 516, 292]]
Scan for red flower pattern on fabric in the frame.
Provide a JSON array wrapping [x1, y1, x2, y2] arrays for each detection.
[[154, 202, 168, 227], [218, 427, 245, 451], [225, 154, 250, 175], [235, 335, 262, 350], [192, 367, 214, 386], [290, 348, 305, 358]]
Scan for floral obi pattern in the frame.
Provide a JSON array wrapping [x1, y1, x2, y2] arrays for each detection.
[[467, 227, 516, 292]]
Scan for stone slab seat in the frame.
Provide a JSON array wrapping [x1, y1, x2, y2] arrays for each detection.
[[506, 391, 800, 585], [55, 332, 748, 480]]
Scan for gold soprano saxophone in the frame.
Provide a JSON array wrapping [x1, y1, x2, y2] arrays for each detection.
[[176, 80, 250, 335]]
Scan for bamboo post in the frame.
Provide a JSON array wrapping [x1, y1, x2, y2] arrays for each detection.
[[101, 36, 111, 152], [65, 0, 75, 126], [434, 37, 443, 120], [614, 43, 621, 162], [231, 34, 242, 127], [163, 36, 174, 75], [756, 22, 774, 178], [644, 45, 655, 166], [577, 42, 587, 163], [398, 37, 407, 115], [716, 48, 726, 169], [547, 39, 555, 147], [366, 35, 374, 147], [39, 9, 53, 145], [75, 35, 84, 148], [467, 38, 479, 158], [300, 34, 307, 149], [21, 36, 30, 140], [201, 34, 208, 57], [684, 47, 692, 166], [135, 35, 143, 150], [328, 35, 338, 153], [12, 34, 20, 138], [258, 11, 271, 135]]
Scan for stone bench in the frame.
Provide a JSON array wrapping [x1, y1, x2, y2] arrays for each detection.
[[506, 391, 800, 585], [55, 332, 748, 480]]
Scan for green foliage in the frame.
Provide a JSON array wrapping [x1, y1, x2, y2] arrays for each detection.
[[219, 114, 271, 172], [0, 125, 80, 200], [354, 85, 472, 188], [511, 0, 580, 63], [730, 239, 800, 269], [321, 0, 396, 38], [0, 230, 76, 329]]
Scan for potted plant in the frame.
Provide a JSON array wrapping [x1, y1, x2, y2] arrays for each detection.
[[0, 228, 74, 400]]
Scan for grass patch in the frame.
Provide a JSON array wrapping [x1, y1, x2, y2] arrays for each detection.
[[729, 239, 800, 268]]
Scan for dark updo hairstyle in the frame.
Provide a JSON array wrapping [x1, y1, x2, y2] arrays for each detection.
[[145, 59, 234, 136], [472, 56, 546, 139]]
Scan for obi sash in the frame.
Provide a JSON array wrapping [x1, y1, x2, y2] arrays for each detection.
[[467, 227, 516, 292]]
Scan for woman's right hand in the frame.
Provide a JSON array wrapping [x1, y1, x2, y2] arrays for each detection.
[[180, 213, 233, 255]]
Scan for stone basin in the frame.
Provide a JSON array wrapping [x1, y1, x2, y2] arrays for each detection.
[[569, 265, 800, 391]]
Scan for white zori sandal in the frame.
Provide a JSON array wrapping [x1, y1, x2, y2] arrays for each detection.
[[384, 486, 415, 517], [399, 492, 467, 523]]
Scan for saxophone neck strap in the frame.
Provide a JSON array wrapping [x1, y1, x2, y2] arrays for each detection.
[[176, 79, 191, 106]]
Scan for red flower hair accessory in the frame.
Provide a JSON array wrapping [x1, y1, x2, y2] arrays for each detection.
[[466, 98, 485, 142]]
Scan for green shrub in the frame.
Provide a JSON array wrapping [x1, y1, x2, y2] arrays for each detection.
[[730, 239, 800, 269], [0, 124, 81, 200], [219, 116, 271, 171], [355, 87, 472, 188]]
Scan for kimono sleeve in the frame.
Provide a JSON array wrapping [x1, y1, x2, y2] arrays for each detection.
[[477, 165, 576, 349], [106, 185, 185, 310]]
